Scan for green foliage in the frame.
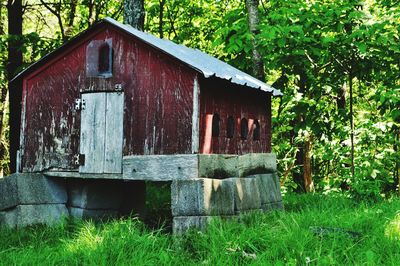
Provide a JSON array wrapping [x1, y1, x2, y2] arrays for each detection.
[[213, 0, 400, 198], [0, 194, 399, 264], [0, 0, 399, 198]]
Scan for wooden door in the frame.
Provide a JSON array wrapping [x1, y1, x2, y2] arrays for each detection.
[[79, 92, 124, 174]]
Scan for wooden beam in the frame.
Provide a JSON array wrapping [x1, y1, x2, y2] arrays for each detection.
[[43, 171, 122, 180], [123, 154, 198, 181], [45, 153, 277, 181]]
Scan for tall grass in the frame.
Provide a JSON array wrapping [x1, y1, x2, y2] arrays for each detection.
[[1, 194, 399, 265]]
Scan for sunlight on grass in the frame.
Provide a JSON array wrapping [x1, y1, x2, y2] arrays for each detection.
[[62, 222, 103, 254], [1, 195, 399, 265], [385, 212, 400, 240]]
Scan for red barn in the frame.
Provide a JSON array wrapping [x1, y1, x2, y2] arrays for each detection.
[[5, 18, 285, 232], [11, 17, 282, 177]]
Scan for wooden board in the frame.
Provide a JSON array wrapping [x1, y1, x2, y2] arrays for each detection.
[[123, 153, 276, 181], [80, 92, 124, 174], [123, 154, 198, 181], [79, 93, 106, 173], [43, 171, 122, 180], [191, 76, 200, 153], [104, 92, 124, 173]]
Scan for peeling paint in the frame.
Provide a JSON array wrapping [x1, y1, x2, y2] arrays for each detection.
[[20, 26, 271, 173]]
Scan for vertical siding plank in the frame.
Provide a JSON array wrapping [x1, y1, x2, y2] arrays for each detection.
[[104, 92, 124, 173], [191, 76, 200, 153], [79, 93, 106, 173]]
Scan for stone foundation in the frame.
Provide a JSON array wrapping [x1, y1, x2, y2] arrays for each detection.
[[67, 179, 146, 219], [1, 153, 283, 233], [0, 204, 68, 228], [0, 174, 146, 228], [0, 174, 68, 228], [171, 174, 283, 234]]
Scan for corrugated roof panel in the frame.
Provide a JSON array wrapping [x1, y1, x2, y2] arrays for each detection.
[[12, 17, 282, 96], [104, 18, 282, 96]]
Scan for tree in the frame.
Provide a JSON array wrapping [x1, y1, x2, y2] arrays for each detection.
[[124, 0, 145, 30], [245, 0, 264, 81], [6, 0, 23, 174]]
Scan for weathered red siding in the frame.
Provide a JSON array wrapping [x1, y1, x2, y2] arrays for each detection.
[[199, 78, 271, 154], [22, 26, 196, 171], [118, 31, 196, 156], [23, 44, 84, 171]]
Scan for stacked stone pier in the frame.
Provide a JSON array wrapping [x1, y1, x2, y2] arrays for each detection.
[[168, 153, 283, 234], [0, 174, 68, 228]]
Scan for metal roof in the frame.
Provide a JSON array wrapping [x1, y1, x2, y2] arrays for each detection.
[[13, 17, 282, 96]]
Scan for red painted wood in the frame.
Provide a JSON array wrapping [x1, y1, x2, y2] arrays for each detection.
[[22, 26, 196, 171], [198, 78, 272, 154], [116, 30, 196, 156], [20, 24, 272, 172]]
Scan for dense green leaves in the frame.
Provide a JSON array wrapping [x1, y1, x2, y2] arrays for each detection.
[[0, 0, 399, 198]]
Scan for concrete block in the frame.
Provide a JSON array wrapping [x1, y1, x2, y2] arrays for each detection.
[[198, 154, 237, 179], [227, 177, 261, 213], [238, 153, 277, 177], [262, 201, 284, 212], [255, 173, 282, 204], [68, 207, 119, 220], [0, 204, 68, 228], [198, 153, 277, 179], [0, 173, 67, 211], [173, 216, 214, 235], [171, 178, 235, 216], [67, 179, 125, 209], [67, 179, 146, 218]]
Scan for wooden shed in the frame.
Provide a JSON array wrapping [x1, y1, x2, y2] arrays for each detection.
[[11, 17, 282, 179]]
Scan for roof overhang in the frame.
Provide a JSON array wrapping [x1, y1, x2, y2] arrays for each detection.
[[11, 17, 282, 96]]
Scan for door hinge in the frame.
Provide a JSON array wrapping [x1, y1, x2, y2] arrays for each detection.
[[74, 99, 86, 111], [73, 154, 85, 166]]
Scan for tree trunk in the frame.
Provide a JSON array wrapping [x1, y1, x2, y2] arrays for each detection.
[[124, 0, 145, 30], [394, 127, 399, 195], [337, 83, 346, 113], [65, 0, 78, 37], [293, 145, 305, 192], [304, 133, 314, 192], [6, 0, 23, 173], [159, 0, 165, 38], [292, 69, 314, 193], [349, 73, 355, 178], [245, 0, 264, 81]]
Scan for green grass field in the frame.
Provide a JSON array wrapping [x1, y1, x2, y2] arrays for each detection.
[[1, 194, 399, 265]]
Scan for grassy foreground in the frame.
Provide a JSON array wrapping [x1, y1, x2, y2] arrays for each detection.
[[1, 194, 399, 265]]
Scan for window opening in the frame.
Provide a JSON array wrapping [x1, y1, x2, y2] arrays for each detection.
[[212, 113, 220, 137], [240, 118, 248, 139], [253, 119, 260, 140], [227, 116, 234, 138], [98, 43, 111, 74]]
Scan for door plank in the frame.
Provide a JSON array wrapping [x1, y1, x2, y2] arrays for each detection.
[[104, 92, 124, 173], [79, 93, 106, 173]]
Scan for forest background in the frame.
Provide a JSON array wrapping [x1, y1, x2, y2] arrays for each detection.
[[0, 0, 399, 201]]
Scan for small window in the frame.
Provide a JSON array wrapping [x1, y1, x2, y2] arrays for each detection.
[[212, 113, 220, 137], [226, 116, 234, 138], [253, 119, 260, 140], [240, 118, 248, 140], [98, 43, 111, 73], [86, 39, 113, 77]]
